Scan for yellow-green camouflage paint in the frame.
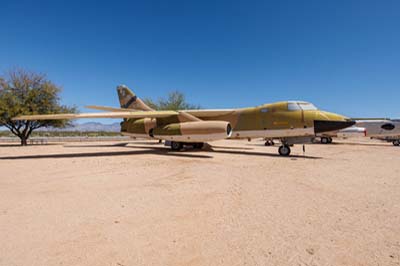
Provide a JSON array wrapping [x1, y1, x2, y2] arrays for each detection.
[[152, 123, 181, 136], [120, 101, 349, 136], [123, 118, 146, 134]]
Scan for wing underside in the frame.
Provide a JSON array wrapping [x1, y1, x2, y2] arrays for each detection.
[[13, 111, 179, 120]]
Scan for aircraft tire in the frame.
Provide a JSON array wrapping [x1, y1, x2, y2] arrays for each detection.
[[393, 140, 400, 146], [278, 145, 291, 156], [321, 137, 329, 144], [327, 137, 333, 143], [171, 141, 183, 151]]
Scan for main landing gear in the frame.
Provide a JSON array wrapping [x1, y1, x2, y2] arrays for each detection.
[[393, 140, 400, 146], [170, 141, 204, 151], [320, 137, 333, 144], [170, 141, 183, 151], [278, 145, 291, 156]]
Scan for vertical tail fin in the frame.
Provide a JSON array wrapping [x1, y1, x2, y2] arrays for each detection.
[[117, 85, 153, 111]]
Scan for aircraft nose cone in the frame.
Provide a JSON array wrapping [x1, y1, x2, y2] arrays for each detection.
[[314, 120, 356, 133]]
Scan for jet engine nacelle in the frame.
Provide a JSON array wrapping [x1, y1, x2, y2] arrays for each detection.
[[150, 121, 232, 142]]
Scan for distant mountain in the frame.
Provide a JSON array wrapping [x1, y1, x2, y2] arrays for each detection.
[[36, 122, 121, 132]]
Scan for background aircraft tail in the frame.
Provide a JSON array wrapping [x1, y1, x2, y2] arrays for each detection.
[[117, 85, 153, 111]]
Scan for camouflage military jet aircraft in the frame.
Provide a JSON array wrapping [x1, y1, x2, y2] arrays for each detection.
[[14, 85, 355, 156]]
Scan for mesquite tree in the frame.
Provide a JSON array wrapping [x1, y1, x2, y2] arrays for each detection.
[[0, 69, 77, 145]]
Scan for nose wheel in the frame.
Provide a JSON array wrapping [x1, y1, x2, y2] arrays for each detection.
[[393, 140, 400, 146], [278, 145, 291, 156]]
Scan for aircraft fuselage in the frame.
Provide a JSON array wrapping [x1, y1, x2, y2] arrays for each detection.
[[121, 101, 353, 142]]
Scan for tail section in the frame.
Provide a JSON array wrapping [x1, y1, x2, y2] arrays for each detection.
[[117, 85, 153, 111]]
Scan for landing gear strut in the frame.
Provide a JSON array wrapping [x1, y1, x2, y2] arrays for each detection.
[[393, 140, 400, 146], [278, 145, 291, 156]]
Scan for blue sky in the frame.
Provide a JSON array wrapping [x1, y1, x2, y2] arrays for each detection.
[[1, 0, 399, 122]]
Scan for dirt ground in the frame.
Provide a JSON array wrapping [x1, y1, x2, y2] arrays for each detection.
[[0, 139, 399, 266]]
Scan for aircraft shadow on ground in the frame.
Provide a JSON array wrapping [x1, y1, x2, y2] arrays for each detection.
[[209, 145, 254, 150], [0, 144, 25, 147], [0, 143, 59, 147], [129, 145, 322, 159], [63, 143, 130, 148], [248, 141, 397, 149], [0, 144, 322, 160], [0, 147, 213, 160], [208, 148, 322, 159]]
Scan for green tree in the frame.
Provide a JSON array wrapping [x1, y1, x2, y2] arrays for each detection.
[[0, 69, 77, 145], [143, 90, 200, 111]]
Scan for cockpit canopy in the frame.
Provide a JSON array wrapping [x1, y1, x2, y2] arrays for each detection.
[[287, 101, 318, 111]]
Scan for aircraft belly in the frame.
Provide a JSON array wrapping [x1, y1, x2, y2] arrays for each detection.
[[230, 127, 315, 139]]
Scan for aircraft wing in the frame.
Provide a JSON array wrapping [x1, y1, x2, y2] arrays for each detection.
[[12, 111, 178, 120], [85, 105, 236, 117]]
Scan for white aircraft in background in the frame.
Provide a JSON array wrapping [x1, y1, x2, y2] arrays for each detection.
[[319, 119, 400, 146]]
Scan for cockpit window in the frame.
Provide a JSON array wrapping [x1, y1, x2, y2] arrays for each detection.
[[288, 101, 318, 111], [288, 102, 301, 111], [298, 102, 318, 111]]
